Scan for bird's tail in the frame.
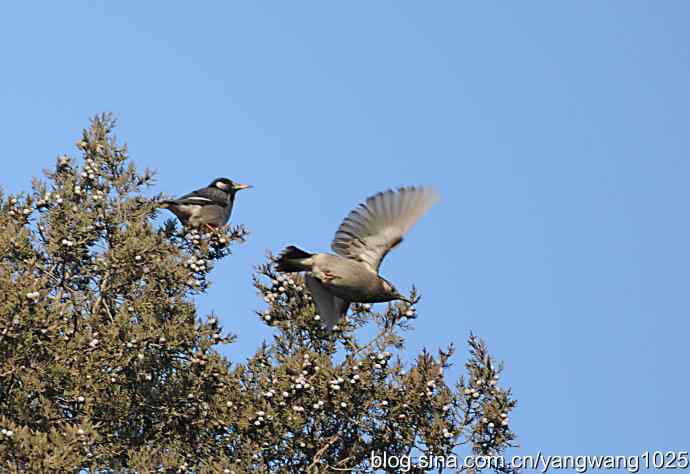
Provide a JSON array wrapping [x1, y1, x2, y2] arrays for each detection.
[[275, 246, 314, 272], [157, 200, 174, 209]]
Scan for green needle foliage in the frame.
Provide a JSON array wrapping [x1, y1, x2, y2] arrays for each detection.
[[0, 115, 517, 473]]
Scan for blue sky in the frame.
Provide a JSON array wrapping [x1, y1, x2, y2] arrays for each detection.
[[2, 1, 689, 467]]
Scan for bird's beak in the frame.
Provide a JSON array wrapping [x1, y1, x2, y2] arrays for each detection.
[[233, 183, 252, 191]]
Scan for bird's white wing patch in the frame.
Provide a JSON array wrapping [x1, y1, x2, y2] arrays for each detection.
[[331, 186, 439, 272], [179, 196, 214, 205], [305, 275, 350, 332]]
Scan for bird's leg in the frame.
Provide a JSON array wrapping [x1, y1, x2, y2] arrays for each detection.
[[205, 224, 217, 233], [314, 269, 336, 284]]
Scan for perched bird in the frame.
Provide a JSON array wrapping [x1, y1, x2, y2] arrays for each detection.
[[159, 177, 251, 229], [276, 186, 439, 331]]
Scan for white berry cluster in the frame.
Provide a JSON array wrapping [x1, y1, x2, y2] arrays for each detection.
[[258, 271, 316, 326], [185, 256, 207, 273], [301, 353, 317, 373], [261, 309, 273, 322], [426, 380, 437, 398], [266, 275, 304, 302], [311, 400, 325, 410], [81, 158, 99, 182], [190, 352, 208, 366], [186, 229, 203, 246], [292, 374, 311, 391], [464, 375, 500, 402], [57, 154, 71, 168], [329, 377, 344, 392], [212, 234, 230, 247], [252, 410, 271, 427], [25, 291, 40, 302], [262, 277, 288, 314], [6, 197, 33, 219], [34, 192, 53, 209], [463, 387, 481, 399], [369, 351, 392, 370], [91, 188, 106, 203], [480, 412, 509, 432]]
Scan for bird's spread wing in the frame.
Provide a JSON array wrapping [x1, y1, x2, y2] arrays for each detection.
[[305, 275, 350, 332], [331, 186, 439, 272], [174, 187, 227, 207]]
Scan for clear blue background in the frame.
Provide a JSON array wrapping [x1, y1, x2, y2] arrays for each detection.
[[2, 1, 688, 467]]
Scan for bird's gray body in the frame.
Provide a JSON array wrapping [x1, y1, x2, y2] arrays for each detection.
[[309, 253, 394, 303], [276, 186, 439, 331], [164, 188, 234, 228], [160, 178, 250, 228], [171, 203, 229, 228]]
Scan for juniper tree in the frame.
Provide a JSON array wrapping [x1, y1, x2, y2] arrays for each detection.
[[0, 115, 518, 473]]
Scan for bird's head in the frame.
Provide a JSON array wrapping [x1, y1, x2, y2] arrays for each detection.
[[210, 177, 253, 194], [381, 279, 412, 304]]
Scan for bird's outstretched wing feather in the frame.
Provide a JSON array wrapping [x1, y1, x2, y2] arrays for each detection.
[[331, 186, 439, 272], [305, 275, 350, 332]]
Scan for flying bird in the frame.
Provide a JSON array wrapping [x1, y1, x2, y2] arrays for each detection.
[[159, 177, 251, 229], [276, 186, 439, 331]]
